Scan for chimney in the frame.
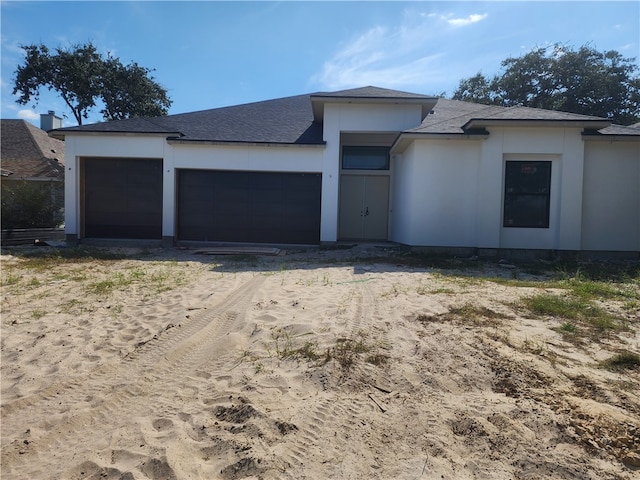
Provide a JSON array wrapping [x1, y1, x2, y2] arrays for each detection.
[[40, 111, 63, 131]]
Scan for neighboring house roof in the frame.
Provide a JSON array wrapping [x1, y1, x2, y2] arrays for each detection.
[[1, 119, 65, 180], [51, 86, 638, 147]]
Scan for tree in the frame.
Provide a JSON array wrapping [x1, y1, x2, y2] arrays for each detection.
[[100, 58, 172, 121], [452, 44, 640, 125], [13, 42, 171, 125]]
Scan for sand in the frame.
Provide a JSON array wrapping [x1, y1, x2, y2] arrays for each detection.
[[1, 244, 638, 479]]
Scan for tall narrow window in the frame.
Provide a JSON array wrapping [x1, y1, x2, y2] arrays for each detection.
[[342, 146, 390, 170], [503, 161, 551, 228]]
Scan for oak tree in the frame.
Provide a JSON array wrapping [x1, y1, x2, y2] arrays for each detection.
[[452, 44, 640, 125], [13, 42, 171, 125]]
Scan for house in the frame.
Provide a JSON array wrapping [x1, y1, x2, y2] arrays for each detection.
[[51, 86, 640, 256], [1, 113, 65, 229], [1, 113, 65, 183]]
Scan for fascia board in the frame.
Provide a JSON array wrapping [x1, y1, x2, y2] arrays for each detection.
[[463, 118, 611, 130]]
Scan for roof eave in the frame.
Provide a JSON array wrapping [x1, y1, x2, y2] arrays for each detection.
[[49, 130, 182, 140], [166, 138, 326, 148], [582, 132, 640, 142], [463, 118, 611, 130]]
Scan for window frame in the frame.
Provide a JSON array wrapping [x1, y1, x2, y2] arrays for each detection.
[[503, 160, 552, 229], [341, 146, 390, 171]]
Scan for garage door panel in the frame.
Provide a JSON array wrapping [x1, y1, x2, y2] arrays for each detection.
[[84, 158, 162, 239], [178, 170, 321, 244]]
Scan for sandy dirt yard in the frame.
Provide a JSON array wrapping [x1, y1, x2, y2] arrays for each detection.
[[1, 244, 639, 480]]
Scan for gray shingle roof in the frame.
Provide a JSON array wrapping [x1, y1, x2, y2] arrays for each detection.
[[51, 87, 636, 144], [411, 99, 616, 135], [589, 124, 640, 136], [1, 120, 65, 180], [311, 85, 436, 100], [54, 94, 324, 145]]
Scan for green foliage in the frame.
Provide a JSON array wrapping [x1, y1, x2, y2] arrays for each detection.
[[13, 42, 171, 125], [521, 293, 619, 331], [452, 44, 640, 125], [1, 180, 63, 228]]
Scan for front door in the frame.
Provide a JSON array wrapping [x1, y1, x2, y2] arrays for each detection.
[[339, 175, 389, 240]]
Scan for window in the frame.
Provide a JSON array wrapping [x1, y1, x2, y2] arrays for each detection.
[[342, 146, 390, 170], [503, 161, 551, 228]]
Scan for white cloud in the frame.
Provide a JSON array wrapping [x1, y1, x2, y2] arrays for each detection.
[[17, 109, 39, 121], [311, 21, 444, 91], [447, 13, 488, 27], [311, 10, 491, 93]]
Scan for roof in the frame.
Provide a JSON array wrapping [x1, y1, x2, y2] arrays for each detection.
[[310, 86, 438, 121], [50, 86, 638, 147], [53, 94, 324, 145], [411, 99, 612, 135], [1, 120, 65, 180], [51, 87, 438, 144]]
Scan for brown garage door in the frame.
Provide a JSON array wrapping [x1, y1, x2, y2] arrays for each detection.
[[83, 157, 163, 239], [177, 170, 321, 244]]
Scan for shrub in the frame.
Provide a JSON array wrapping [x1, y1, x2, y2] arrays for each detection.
[[1, 180, 63, 228]]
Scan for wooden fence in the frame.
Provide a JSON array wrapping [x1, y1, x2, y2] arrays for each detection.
[[1, 228, 65, 247]]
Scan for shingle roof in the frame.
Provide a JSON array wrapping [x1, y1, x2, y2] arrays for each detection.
[[52, 87, 437, 144], [54, 94, 324, 145], [588, 124, 640, 136], [410, 99, 614, 135], [1, 120, 65, 180], [52, 87, 636, 144], [311, 85, 436, 100]]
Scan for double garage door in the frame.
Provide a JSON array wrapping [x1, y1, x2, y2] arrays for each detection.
[[178, 170, 321, 244], [84, 159, 321, 244]]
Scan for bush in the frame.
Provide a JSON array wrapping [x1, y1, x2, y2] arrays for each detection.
[[1, 180, 63, 229]]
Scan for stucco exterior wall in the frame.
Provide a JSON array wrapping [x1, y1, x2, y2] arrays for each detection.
[[490, 127, 584, 250], [390, 139, 481, 246], [64, 114, 638, 252], [64, 134, 324, 240], [320, 103, 423, 242], [582, 140, 640, 251], [64, 134, 169, 239], [390, 127, 589, 250]]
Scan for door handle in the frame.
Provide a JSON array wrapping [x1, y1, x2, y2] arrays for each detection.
[[364, 207, 369, 217]]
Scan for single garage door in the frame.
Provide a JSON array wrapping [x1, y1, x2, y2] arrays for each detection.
[[83, 157, 163, 239], [178, 170, 321, 244]]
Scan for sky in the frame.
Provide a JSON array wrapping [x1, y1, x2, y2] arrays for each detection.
[[1, 0, 638, 127]]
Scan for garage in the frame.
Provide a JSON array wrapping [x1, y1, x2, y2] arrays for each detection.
[[83, 157, 163, 239], [177, 170, 321, 244]]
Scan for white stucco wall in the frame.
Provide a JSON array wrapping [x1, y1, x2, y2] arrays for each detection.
[[390, 127, 589, 250], [320, 103, 424, 242], [490, 127, 585, 250], [390, 139, 482, 246], [582, 140, 640, 251], [64, 134, 324, 240], [64, 134, 169, 238]]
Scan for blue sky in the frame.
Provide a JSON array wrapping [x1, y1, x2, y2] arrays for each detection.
[[1, 1, 638, 127]]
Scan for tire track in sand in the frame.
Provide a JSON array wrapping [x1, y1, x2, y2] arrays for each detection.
[[1, 274, 265, 479]]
